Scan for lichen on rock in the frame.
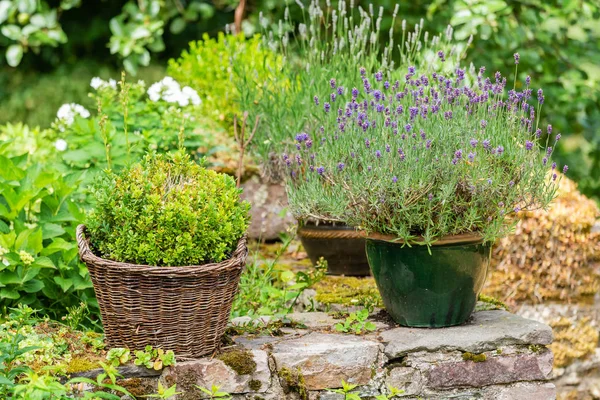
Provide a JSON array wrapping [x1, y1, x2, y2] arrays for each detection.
[[216, 348, 257, 375]]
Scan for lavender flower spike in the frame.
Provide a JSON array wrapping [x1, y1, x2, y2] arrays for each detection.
[[513, 53, 520, 64]]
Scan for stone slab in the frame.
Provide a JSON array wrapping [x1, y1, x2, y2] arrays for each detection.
[[271, 332, 380, 390], [160, 349, 270, 398], [381, 310, 553, 358], [427, 349, 554, 388], [418, 382, 556, 400]]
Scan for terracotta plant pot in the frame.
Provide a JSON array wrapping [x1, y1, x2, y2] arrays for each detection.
[[298, 221, 371, 276], [366, 234, 491, 328]]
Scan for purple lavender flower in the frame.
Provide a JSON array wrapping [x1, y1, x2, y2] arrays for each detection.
[[376, 103, 384, 112], [305, 139, 313, 149], [352, 87, 359, 97], [437, 50, 445, 62], [552, 173, 557, 181], [392, 176, 398, 183], [468, 152, 475, 161], [525, 76, 531, 86], [525, 140, 533, 150], [487, 178, 493, 184], [373, 90, 382, 101], [405, 124, 412, 132], [537, 88, 544, 104], [314, 95, 319, 105], [455, 149, 463, 159], [420, 130, 426, 140], [428, 193, 433, 201], [509, 180, 515, 186], [384, 81, 390, 90], [481, 120, 487, 128], [546, 146, 552, 155], [555, 133, 561, 142], [499, 202, 504, 207], [367, 165, 372, 171], [338, 162, 345, 171], [470, 139, 478, 148], [396, 104, 404, 115], [497, 145, 504, 155], [386, 144, 391, 153], [513, 53, 520, 64], [309, 165, 314, 172], [482, 139, 491, 149], [296, 132, 309, 142], [375, 150, 382, 158], [365, 138, 371, 148], [408, 66, 416, 74], [324, 102, 331, 113], [375, 71, 383, 82], [330, 78, 336, 89], [331, 93, 337, 102], [535, 129, 542, 138], [547, 124, 552, 135], [514, 206, 521, 213], [360, 67, 366, 76], [542, 157, 548, 166], [426, 140, 432, 149], [563, 165, 569, 173], [317, 166, 325, 175], [444, 111, 453, 120], [551, 162, 556, 170]]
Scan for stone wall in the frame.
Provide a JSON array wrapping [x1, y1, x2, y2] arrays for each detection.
[[77, 310, 556, 399]]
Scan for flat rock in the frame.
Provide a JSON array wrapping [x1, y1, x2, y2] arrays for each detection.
[[427, 349, 553, 388], [160, 349, 270, 397], [381, 310, 553, 358], [241, 176, 295, 241], [420, 382, 556, 400], [271, 332, 380, 390], [385, 367, 424, 396]]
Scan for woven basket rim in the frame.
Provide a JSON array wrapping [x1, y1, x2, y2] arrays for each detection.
[[77, 224, 247, 274]]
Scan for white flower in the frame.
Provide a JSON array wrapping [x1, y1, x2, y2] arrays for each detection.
[[147, 76, 201, 107], [90, 77, 118, 91], [54, 139, 68, 152], [56, 103, 90, 126]]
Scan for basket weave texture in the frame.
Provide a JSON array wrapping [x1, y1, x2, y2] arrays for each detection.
[[77, 224, 248, 358]]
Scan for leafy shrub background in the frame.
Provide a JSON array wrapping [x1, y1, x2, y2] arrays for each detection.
[[86, 152, 250, 266]]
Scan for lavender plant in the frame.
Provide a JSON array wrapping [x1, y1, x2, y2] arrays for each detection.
[[239, 0, 469, 181], [285, 57, 564, 245]]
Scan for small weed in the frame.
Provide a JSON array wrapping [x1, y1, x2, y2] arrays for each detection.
[[334, 309, 376, 335]]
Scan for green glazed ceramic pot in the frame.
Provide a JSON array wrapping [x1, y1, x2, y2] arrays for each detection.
[[365, 237, 491, 328]]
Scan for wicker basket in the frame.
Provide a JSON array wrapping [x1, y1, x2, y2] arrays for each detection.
[[77, 224, 248, 358]]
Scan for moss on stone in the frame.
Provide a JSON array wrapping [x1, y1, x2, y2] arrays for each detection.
[[314, 276, 383, 308], [550, 317, 599, 368], [476, 294, 510, 311], [64, 357, 102, 374], [278, 366, 308, 400], [528, 344, 545, 353], [462, 352, 487, 362], [217, 348, 257, 375], [249, 379, 262, 391], [116, 378, 157, 397]]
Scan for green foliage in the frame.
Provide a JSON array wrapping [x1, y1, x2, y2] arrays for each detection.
[[0, 0, 219, 73], [333, 309, 376, 335], [375, 385, 404, 399], [51, 75, 228, 184], [106, 347, 130, 367], [0, 148, 97, 320], [196, 384, 231, 399], [86, 151, 250, 266], [328, 380, 361, 400], [231, 237, 326, 318], [168, 33, 286, 132], [143, 381, 181, 399], [133, 345, 175, 371]]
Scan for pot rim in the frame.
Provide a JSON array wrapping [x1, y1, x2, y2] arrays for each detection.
[[365, 232, 484, 246]]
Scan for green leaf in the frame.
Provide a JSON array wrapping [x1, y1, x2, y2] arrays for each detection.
[[5, 43, 23, 66], [32, 256, 55, 269], [54, 276, 73, 292], [0, 1, 11, 25], [170, 17, 186, 34], [0, 220, 9, 234], [1, 24, 21, 40], [22, 278, 44, 293], [41, 223, 66, 239], [0, 288, 19, 299]]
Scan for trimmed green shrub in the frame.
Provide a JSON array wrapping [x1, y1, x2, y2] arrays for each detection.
[[86, 151, 250, 266]]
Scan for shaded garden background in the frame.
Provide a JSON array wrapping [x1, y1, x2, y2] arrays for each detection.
[[1, 0, 599, 200]]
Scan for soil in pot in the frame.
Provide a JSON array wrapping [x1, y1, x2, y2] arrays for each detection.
[[298, 222, 371, 276], [366, 237, 491, 327]]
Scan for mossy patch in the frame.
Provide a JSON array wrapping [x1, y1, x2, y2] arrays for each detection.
[[550, 317, 599, 368], [476, 294, 509, 311], [217, 348, 257, 375], [314, 276, 383, 308], [278, 366, 308, 400], [249, 379, 262, 391], [462, 352, 487, 362], [116, 377, 157, 397], [64, 357, 102, 374]]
